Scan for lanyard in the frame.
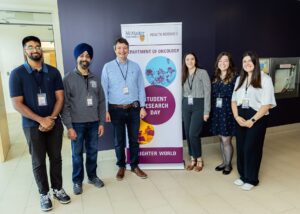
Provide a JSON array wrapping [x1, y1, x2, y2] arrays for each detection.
[[216, 80, 223, 97], [245, 76, 251, 95], [32, 69, 44, 93], [187, 68, 197, 91], [115, 60, 128, 82], [83, 75, 90, 96]]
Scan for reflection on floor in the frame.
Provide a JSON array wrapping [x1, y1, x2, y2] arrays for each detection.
[[0, 113, 300, 214]]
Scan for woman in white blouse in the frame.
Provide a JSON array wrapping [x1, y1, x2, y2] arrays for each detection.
[[231, 51, 276, 191]]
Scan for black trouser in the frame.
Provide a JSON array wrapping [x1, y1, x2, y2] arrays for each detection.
[[236, 107, 268, 186], [182, 97, 204, 159], [109, 106, 140, 169], [23, 122, 63, 194]]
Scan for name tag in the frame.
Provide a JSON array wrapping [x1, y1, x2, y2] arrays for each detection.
[[87, 96, 93, 106], [216, 98, 223, 108], [123, 86, 129, 95], [242, 98, 250, 109], [188, 95, 193, 105], [37, 93, 47, 106]]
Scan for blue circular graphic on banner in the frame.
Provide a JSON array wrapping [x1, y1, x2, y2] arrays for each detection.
[[145, 56, 176, 87]]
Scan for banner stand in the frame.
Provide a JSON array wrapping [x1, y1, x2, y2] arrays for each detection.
[[122, 22, 183, 170]]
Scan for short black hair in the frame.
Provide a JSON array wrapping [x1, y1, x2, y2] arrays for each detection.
[[114, 37, 129, 49], [22, 36, 41, 47]]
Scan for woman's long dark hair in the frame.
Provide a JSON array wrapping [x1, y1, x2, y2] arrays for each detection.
[[213, 52, 236, 84], [182, 52, 200, 86], [235, 51, 261, 91]]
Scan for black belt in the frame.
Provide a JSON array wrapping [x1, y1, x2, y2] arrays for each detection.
[[109, 101, 140, 109], [110, 104, 134, 109]]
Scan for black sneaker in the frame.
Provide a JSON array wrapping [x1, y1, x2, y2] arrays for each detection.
[[40, 193, 53, 212], [88, 177, 104, 188], [73, 183, 83, 195], [53, 188, 71, 204]]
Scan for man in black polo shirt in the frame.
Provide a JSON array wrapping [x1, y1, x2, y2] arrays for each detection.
[[9, 36, 70, 212]]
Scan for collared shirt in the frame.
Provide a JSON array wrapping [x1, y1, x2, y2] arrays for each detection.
[[182, 68, 211, 115], [61, 68, 106, 129], [9, 62, 64, 127], [101, 58, 146, 110], [231, 71, 277, 114]]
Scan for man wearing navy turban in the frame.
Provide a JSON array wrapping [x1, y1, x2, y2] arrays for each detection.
[[62, 43, 106, 195]]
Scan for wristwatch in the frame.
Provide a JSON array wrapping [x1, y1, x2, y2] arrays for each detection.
[[251, 118, 256, 123]]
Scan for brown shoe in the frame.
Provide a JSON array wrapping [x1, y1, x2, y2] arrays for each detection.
[[194, 160, 204, 172], [186, 160, 196, 171], [116, 167, 126, 181], [131, 167, 147, 179]]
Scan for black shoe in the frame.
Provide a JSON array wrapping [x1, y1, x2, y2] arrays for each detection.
[[88, 177, 104, 188], [223, 165, 232, 175], [215, 164, 225, 171], [40, 193, 53, 212], [73, 183, 83, 195], [53, 188, 71, 204]]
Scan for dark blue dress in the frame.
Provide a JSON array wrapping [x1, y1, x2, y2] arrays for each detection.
[[210, 77, 237, 136]]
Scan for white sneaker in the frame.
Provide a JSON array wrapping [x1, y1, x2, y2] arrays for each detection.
[[233, 179, 244, 186], [241, 183, 254, 191]]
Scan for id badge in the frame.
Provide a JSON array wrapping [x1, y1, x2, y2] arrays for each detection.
[[37, 93, 47, 106], [216, 98, 223, 108], [123, 86, 129, 95], [188, 95, 193, 105], [87, 96, 93, 107], [242, 98, 250, 109]]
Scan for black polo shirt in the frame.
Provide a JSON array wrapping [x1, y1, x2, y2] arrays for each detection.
[[9, 62, 64, 128]]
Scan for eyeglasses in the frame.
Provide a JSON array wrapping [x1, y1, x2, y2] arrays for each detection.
[[25, 46, 42, 51]]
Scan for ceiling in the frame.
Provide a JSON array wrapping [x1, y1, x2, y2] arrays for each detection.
[[0, 10, 52, 25], [0, 0, 56, 7], [0, 0, 55, 25]]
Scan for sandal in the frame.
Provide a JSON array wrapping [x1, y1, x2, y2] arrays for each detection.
[[194, 160, 204, 172], [186, 160, 196, 171]]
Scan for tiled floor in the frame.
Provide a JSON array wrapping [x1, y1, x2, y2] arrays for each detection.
[[0, 113, 300, 214]]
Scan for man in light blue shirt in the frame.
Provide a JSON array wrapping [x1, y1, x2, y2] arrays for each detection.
[[101, 37, 147, 180]]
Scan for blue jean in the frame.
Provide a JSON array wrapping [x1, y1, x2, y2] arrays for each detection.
[[109, 106, 140, 169], [71, 121, 99, 184]]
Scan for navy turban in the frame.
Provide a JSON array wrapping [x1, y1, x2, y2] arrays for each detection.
[[74, 43, 93, 60]]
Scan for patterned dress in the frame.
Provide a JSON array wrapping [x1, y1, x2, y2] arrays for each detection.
[[210, 77, 237, 136]]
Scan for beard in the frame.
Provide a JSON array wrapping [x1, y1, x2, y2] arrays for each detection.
[[27, 52, 42, 62], [79, 60, 90, 69]]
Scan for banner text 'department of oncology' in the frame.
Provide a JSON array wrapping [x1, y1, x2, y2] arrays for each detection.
[[121, 22, 183, 169]]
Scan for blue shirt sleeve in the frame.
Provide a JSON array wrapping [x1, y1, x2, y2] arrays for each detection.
[[101, 63, 109, 111], [53, 68, 64, 91], [137, 65, 146, 107], [9, 68, 23, 97]]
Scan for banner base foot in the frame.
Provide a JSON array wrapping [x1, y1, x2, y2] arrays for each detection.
[[126, 162, 185, 170]]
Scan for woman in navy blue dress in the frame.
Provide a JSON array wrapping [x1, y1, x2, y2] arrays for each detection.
[[211, 52, 236, 175]]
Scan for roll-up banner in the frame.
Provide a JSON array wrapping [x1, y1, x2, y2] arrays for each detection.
[[121, 22, 184, 169]]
